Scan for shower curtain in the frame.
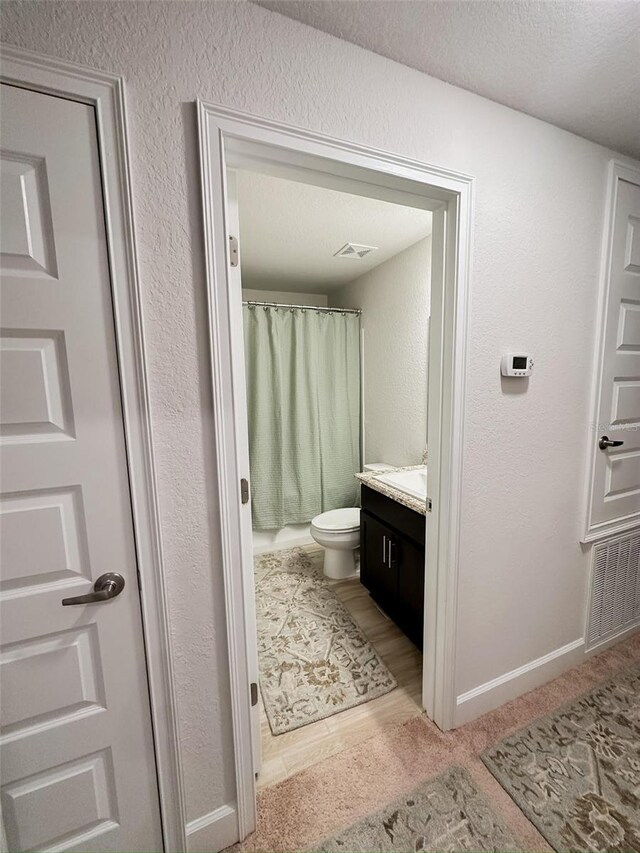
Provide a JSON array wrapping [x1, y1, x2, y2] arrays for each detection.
[[243, 305, 361, 530]]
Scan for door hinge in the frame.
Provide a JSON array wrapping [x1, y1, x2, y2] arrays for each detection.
[[228, 235, 239, 267], [250, 682, 258, 707], [426, 497, 433, 513], [240, 477, 250, 504]]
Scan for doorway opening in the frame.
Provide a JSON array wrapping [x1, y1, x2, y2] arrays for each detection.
[[234, 167, 433, 786], [198, 101, 473, 839]]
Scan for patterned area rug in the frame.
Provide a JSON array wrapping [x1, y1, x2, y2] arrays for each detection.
[[482, 666, 640, 852], [316, 765, 521, 852], [255, 547, 396, 735]]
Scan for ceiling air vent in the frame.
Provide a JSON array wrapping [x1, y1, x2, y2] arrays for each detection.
[[334, 242, 378, 259]]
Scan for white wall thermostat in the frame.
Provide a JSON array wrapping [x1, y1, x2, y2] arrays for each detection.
[[501, 353, 534, 377]]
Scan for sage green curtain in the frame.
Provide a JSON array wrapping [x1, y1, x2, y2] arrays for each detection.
[[243, 305, 361, 530]]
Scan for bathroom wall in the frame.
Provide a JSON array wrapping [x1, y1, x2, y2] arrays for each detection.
[[331, 237, 431, 468], [242, 288, 328, 306], [3, 0, 639, 845]]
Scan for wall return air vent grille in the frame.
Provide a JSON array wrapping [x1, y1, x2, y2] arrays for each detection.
[[587, 530, 640, 650], [334, 242, 378, 259]]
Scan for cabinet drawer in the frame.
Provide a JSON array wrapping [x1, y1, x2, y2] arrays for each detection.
[[361, 485, 425, 547]]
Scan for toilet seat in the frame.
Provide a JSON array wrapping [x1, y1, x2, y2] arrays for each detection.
[[311, 508, 360, 579], [311, 507, 360, 533]]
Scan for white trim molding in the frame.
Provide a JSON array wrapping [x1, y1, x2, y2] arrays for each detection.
[[186, 803, 238, 853], [197, 100, 474, 840], [455, 638, 585, 726], [0, 44, 186, 852], [583, 159, 640, 543]]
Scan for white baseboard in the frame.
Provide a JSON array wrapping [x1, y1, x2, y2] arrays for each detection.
[[186, 802, 238, 853], [454, 638, 585, 726]]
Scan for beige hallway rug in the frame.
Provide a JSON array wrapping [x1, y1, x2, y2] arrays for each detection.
[[316, 765, 521, 852], [255, 547, 396, 735], [234, 633, 640, 853], [482, 665, 640, 853]]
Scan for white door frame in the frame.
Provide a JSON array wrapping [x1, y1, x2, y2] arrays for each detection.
[[0, 45, 186, 852], [583, 159, 640, 543], [198, 100, 474, 839]]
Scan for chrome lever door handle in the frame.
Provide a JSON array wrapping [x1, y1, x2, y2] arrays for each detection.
[[599, 435, 624, 450], [62, 572, 125, 606]]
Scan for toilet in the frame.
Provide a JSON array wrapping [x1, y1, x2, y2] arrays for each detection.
[[310, 507, 360, 579]]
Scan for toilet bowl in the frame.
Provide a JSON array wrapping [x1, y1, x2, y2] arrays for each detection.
[[310, 507, 360, 579]]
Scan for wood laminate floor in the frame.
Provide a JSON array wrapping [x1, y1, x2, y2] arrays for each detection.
[[256, 544, 424, 789]]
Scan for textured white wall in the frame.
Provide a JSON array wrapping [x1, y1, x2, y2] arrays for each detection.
[[257, 1, 640, 161], [242, 288, 328, 306], [331, 238, 431, 468], [2, 0, 638, 834]]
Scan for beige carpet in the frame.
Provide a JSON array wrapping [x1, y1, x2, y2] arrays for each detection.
[[483, 665, 640, 852], [255, 548, 397, 735], [233, 632, 640, 853]]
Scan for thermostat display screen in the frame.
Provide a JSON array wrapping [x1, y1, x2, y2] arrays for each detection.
[[501, 352, 533, 377]]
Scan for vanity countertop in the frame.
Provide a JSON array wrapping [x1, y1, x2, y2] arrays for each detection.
[[355, 465, 427, 516]]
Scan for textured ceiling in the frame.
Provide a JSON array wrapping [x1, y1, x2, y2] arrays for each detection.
[[237, 170, 431, 292], [255, 0, 640, 160]]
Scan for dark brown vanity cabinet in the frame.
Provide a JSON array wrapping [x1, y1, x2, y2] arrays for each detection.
[[359, 485, 426, 650]]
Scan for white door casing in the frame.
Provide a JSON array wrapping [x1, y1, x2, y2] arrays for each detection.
[[0, 83, 162, 852], [585, 162, 640, 542], [198, 101, 473, 839]]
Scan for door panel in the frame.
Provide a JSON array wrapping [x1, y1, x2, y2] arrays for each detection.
[[360, 511, 397, 610], [225, 169, 262, 775], [0, 84, 162, 852], [589, 177, 640, 535], [395, 536, 425, 650]]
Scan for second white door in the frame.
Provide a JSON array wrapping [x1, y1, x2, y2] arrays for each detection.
[[586, 170, 640, 539]]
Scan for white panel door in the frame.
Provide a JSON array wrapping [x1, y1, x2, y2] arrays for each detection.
[[0, 84, 163, 851], [588, 174, 640, 538], [225, 170, 261, 775]]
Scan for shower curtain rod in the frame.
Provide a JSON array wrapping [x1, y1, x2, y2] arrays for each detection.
[[243, 299, 361, 315]]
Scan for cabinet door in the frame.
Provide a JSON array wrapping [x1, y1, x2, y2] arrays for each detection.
[[394, 535, 425, 650], [360, 511, 397, 611]]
